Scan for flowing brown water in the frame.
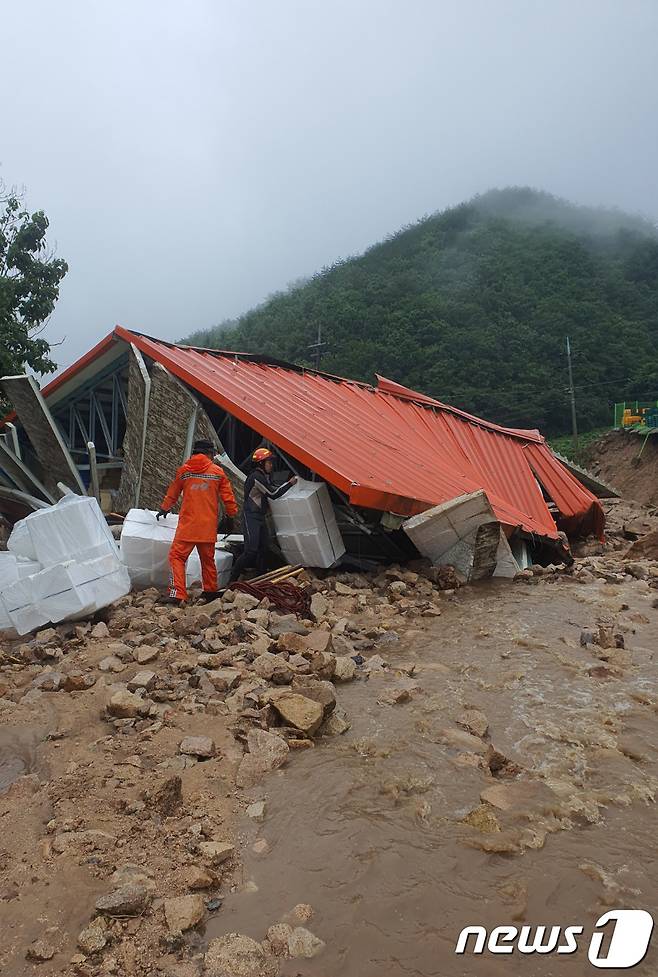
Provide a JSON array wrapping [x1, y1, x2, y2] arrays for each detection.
[[213, 579, 658, 976]]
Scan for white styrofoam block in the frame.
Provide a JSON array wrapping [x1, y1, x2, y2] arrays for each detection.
[[270, 479, 345, 568], [17, 559, 43, 578], [186, 549, 233, 589], [403, 490, 497, 565], [7, 603, 51, 635], [120, 509, 234, 589], [0, 552, 20, 592], [7, 519, 38, 561], [8, 495, 118, 568]]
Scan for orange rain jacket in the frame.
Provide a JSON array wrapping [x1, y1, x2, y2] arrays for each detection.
[[161, 453, 238, 542]]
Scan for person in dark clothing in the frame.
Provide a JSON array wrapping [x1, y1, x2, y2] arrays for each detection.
[[230, 447, 296, 581]]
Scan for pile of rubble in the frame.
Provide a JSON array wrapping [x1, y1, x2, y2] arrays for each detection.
[[0, 560, 461, 975]]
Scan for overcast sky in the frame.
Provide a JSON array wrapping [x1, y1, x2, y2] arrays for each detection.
[[3, 0, 658, 373]]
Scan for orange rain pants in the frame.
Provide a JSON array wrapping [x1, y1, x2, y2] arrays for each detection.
[[168, 539, 217, 601]]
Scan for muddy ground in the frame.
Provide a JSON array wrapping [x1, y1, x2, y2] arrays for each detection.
[[1, 497, 657, 977]]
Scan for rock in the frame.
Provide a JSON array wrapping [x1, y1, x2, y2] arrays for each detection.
[[266, 923, 293, 957], [462, 804, 501, 834], [440, 727, 488, 754], [99, 655, 126, 673], [267, 691, 324, 736], [179, 736, 216, 759], [319, 707, 351, 736], [364, 654, 386, 672], [333, 656, 356, 681], [268, 616, 308, 639], [197, 841, 235, 866], [310, 593, 329, 619], [204, 932, 279, 977], [580, 629, 595, 647], [389, 580, 407, 594], [377, 685, 411, 705], [77, 917, 109, 954], [246, 801, 266, 822], [207, 667, 242, 691], [291, 903, 314, 922], [236, 730, 289, 787], [287, 927, 325, 959], [107, 690, 150, 719], [127, 670, 157, 691], [91, 621, 110, 639], [134, 645, 159, 664], [95, 882, 151, 916], [150, 776, 183, 816], [62, 669, 95, 692], [26, 940, 56, 962], [275, 633, 308, 655], [232, 592, 262, 612], [252, 653, 293, 685], [308, 650, 336, 680], [456, 709, 489, 738], [164, 894, 205, 932], [184, 865, 215, 890], [303, 631, 334, 655], [35, 627, 60, 647], [334, 582, 356, 596], [289, 677, 336, 717], [480, 781, 556, 812], [32, 670, 64, 692]]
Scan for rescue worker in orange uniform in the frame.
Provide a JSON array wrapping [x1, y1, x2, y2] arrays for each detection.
[[157, 439, 238, 605]]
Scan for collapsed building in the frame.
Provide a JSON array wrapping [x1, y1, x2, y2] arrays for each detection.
[[0, 325, 610, 593]]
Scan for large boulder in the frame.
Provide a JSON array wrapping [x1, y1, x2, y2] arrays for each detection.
[[266, 691, 324, 736], [235, 729, 289, 787]]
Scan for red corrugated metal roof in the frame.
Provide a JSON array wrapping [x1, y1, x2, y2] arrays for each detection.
[[38, 326, 605, 540]]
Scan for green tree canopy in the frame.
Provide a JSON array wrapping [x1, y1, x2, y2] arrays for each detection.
[[0, 184, 68, 378], [185, 188, 658, 436]]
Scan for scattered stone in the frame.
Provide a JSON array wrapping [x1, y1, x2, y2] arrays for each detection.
[[32, 670, 64, 692], [95, 882, 151, 916], [179, 736, 216, 759], [252, 653, 293, 685], [197, 841, 235, 866], [204, 932, 279, 977], [456, 708, 489, 738], [184, 865, 215, 890], [440, 727, 488, 755], [164, 894, 205, 933], [62, 669, 95, 692], [77, 917, 109, 954], [267, 691, 323, 736], [127, 670, 157, 691], [333, 656, 356, 681], [150, 775, 183, 816], [377, 685, 411, 705], [35, 627, 60, 648], [206, 897, 223, 911], [364, 654, 386, 672], [208, 667, 242, 691], [266, 923, 293, 957], [91, 621, 110, 639], [287, 927, 325, 959], [320, 707, 351, 736], [288, 678, 336, 717], [246, 801, 266, 822], [99, 655, 126, 673], [236, 729, 289, 787], [134, 645, 159, 664], [462, 804, 501, 834], [107, 690, 150, 719], [26, 940, 56, 962], [252, 838, 270, 855], [310, 593, 329, 619], [291, 903, 315, 922]]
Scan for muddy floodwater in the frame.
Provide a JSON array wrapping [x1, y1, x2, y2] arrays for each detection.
[[214, 579, 658, 976]]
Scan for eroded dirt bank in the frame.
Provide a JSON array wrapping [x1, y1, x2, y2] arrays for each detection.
[[1, 514, 657, 977]]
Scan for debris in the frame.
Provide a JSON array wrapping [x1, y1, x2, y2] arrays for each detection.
[[164, 894, 205, 932], [77, 917, 109, 954], [204, 932, 279, 977], [235, 729, 289, 787], [197, 841, 235, 866], [287, 926, 325, 959], [107, 690, 150, 719], [456, 709, 489, 738], [246, 801, 266, 821], [179, 736, 216, 759], [95, 882, 151, 916], [266, 923, 293, 957], [266, 691, 324, 735], [26, 940, 56, 962]]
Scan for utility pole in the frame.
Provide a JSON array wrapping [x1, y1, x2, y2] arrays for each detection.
[[566, 336, 578, 450], [307, 322, 328, 371]]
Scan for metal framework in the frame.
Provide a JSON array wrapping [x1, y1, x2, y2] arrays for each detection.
[[51, 357, 129, 461]]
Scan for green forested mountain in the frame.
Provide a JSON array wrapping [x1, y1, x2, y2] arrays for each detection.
[[185, 188, 658, 434]]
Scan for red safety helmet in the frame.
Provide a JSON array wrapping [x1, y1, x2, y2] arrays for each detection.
[[252, 447, 275, 464]]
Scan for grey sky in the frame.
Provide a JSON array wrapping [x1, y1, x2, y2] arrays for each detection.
[[3, 0, 658, 373]]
